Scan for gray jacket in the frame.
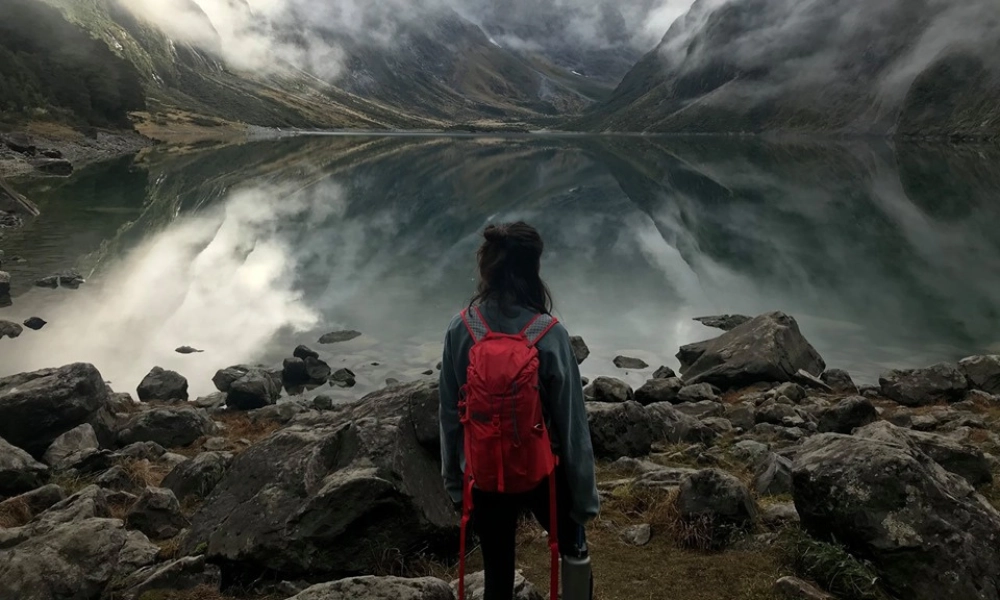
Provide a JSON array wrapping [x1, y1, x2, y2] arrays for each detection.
[[438, 303, 600, 525]]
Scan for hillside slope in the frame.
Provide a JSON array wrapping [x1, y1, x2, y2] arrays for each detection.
[[4, 0, 611, 133], [580, 0, 1000, 138]]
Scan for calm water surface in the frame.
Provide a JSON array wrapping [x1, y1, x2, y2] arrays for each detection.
[[2, 136, 999, 398]]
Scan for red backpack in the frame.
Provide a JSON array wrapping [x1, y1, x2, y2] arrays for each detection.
[[457, 306, 561, 600]]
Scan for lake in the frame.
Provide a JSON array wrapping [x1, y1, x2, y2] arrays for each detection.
[[2, 135, 999, 399]]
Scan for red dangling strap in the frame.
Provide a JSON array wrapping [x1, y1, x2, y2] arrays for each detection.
[[548, 471, 559, 600], [458, 467, 475, 600]]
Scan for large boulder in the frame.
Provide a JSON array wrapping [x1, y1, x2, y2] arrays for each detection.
[[0, 320, 21, 339], [0, 436, 48, 497], [0, 518, 159, 600], [0, 363, 111, 457], [634, 377, 683, 405], [586, 401, 653, 459], [792, 433, 1000, 600], [754, 453, 793, 497], [816, 396, 877, 434], [136, 367, 189, 402], [959, 355, 1000, 395], [161, 451, 233, 502], [879, 363, 968, 406], [676, 469, 756, 549], [42, 424, 100, 471], [118, 406, 219, 449], [181, 381, 456, 582], [855, 421, 993, 486], [290, 576, 454, 600], [694, 314, 752, 331], [677, 312, 825, 388], [214, 366, 282, 410], [820, 369, 859, 394], [584, 377, 634, 403], [126, 487, 189, 540], [677, 383, 719, 403], [569, 336, 590, 365]]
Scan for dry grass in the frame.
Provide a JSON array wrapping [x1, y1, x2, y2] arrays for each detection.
[[170, 413, 285, 458], [156, 536, 183, 561], [51, 473, 97, 495], [119, 458, 174, 489], [0, 497, 32, 528]]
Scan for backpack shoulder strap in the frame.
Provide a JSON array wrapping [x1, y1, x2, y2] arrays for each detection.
[[460, 306, 492, 343], [521, 313, 559, 347]]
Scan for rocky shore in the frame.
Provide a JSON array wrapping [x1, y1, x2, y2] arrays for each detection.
[[0, 129, 153, 179], [2, 311, 1000, 600]]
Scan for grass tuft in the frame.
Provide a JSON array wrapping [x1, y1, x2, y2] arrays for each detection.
[[0, 497, 33, 528], [778, 528, 887, 600]]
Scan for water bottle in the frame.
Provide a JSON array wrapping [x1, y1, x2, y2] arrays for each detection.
[[561, 526, 593, 600]]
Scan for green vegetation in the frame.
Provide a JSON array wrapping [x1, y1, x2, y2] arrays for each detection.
[[0, 0, 144, 128], [779, 529, 887, 600]]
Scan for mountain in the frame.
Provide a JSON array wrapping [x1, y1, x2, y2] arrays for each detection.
[[581, 0, 1000, 138], [1, 0, 620, 134]]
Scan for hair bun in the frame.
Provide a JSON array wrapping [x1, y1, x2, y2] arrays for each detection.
[[483, 224, 508, 243]]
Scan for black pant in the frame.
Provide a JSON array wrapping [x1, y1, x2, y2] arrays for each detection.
[[471, 470, 583, 600]]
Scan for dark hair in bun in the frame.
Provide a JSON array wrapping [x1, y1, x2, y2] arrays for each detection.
[[471, 221, 553, 314]]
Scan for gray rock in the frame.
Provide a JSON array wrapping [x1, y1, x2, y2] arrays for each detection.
[[773, 383, 806, 403], [453, 570, 542, 600], [0, 320, 22, 339], [586, 401, 653, 459], [294, 345, 320, 360], [613, 355, 649, 370], [0, 363, 111, 457], [673, 400, 724, 420], [0, 517, 158, 600], [678, 312, 825, 388], [634, 377, 683, 405], [113, 555, 221, 600], [693, 314, 752, 331], [755, 402, 798, 426], [820, 369, 859, 394], [0, 271, 9, 301], [174, 346, 203, 354], [792, 369, 833, 392], [118, 406, 219, 449], [193, 392, 227, 411], [331, 368, 357, 388], [313, 395, 335, 410], [306, 357, 332, 383], [792, 433, 1000, 600], [292, 576, 455, 600], [35, 270, 85, 289], [249, 400, 310, 425], [181, 381, 455, 580], [677, 383, 719, 403], [42, 424, 99, 471], [126, 487, 188, 540], [754, 453, 793, 497], [584, 377, 634, 403], [816, 396, 876, 434], [751, 423, 807, 442], [569, 336, 590, 365], [652, 365, 676, 379], [161, 451, 232, 502], [117, 441, 167, 462], [95, 466, 140, 493], [676, 469, 756, 549], [879, 363, 968, 406], [0, 484, 64, 527], [855, 421, 993, 486], [318, 330, 362, 344], [203, 437, 227, 451], [731, 440, 771, 465], [725, 404, 756, 431], [22, 317, 46, 331], [959, 355, 1000, 395], [760, 503, 800, 529], [645, 403, 717, 445], [32, 485, 111, 527], [283, 357, 310, 385], [0, 436, 48, 496], [774, 576, 834, 600], [621, 523, 652, 546], [215, 366, 282, 410]]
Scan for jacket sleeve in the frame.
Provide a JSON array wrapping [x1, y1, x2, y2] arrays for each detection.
[[541, 323, 600, 525], [439, 317, 464, 504]]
